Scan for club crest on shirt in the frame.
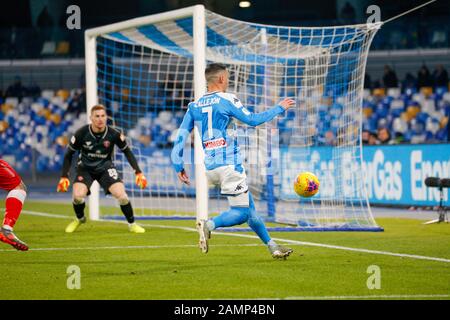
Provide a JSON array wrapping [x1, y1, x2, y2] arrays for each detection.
[[77, 176, 83, 181], [103, 140, 110, 148]]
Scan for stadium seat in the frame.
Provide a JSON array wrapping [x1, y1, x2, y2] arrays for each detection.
[[2, 78, 449, 175], [56, 89, 70, 101], [435, 87, 448, 97], [387, 88, 401, 98], [5, 97, 19, 108], [55, 41, 70, 55], [373, 88, 386, 97], [391, 99, 404, 110], [40, 41, 56, 56], [404, 87, 418, 96], [422, 99, 436, 114], [416, 112, 429, 124], [431, 29, 447, 47], [1, 103, 14, 114], [426, 118, 440, 136], [41, 90, 55, 100], [443, 92, 450, 103], [420, 87, 433, 97]]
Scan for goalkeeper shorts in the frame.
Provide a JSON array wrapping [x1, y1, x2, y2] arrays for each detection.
[[73, 164, 122, 195]]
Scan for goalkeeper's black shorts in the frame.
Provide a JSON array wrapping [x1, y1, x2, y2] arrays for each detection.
[[73, 164, 122, 195]]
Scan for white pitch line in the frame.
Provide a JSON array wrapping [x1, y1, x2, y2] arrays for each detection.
[[15, 209, 450, 264], [206, 294, 450, 300], [20, 209, 73, 219], [0, 243, 264, 253], [284, 294, 450, 300]]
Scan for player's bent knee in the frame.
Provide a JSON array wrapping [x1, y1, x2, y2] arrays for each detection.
[[116, 194, 129, 206], [231, 206, 250, 224], [73, 197, 85, 205], [14, 180, 27, 192], [72, 191, 87, 202], [72, 185, 88, 202]]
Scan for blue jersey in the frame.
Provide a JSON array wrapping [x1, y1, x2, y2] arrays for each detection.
[[171, 91, 285, 172]]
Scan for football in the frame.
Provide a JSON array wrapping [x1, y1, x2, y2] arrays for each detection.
[[294, 172, 320, 198]]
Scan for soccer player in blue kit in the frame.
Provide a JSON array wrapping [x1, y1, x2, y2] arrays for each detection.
[[171, 63, 295, 259]]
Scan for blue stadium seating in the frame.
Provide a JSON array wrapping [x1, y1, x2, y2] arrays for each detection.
[[0, 84, 449, 173]]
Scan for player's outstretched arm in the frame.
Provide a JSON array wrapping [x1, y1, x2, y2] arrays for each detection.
[[116, 133, 147, 189], [113, 129, 148, 189], [122, 147, 148, 189], [227, 97, 295, 127], [177, 169, 190, 185], [171, 107, 194, 184], [58, 131, 83, 192]]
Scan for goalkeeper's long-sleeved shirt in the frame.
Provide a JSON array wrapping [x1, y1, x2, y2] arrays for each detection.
[[171, 91, 285, 173], [61, 125, 142, 177]]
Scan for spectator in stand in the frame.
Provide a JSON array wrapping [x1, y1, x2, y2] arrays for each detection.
[[377, 127, 392, 144], [372, 79, 381, 89], [392, 132, 405, 144], [447, 118, 450, 142], [37, 5, 54, 44], [27, 81, 41, 99], [324, 130, 336, 146], [66, 89, 86, 117], [364, 73, 372, 90], [340, 2, 356, 24], [432, 64, 449, 88], [9, 26, 18, 58], [362, 130, 370, 145], [417, 65, 433, 89], [368, 132, 378, 145], [382, 65, 398, 88], [5, 76, 27, 101], [402, 72, 417, 90]]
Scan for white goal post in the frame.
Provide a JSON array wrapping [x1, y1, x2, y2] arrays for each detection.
[[85, 5, 209, 222]]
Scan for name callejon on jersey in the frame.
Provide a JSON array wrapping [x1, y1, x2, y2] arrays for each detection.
[[172, 91, 285, 172]]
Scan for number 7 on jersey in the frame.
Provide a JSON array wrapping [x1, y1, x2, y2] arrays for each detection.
[[202, 106, 213, 139]]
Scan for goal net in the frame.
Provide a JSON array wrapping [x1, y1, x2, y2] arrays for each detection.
[[85, 5, 383, 231]]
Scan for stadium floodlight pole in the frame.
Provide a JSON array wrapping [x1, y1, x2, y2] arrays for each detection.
[[192, 5, 209, 223], [84, 5, 203, 221]]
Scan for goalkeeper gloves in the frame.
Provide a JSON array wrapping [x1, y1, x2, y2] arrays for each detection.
[[135, 173, 147, 189], [57, 177, 70, 192]]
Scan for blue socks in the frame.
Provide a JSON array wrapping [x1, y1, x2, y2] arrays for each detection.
[[247, 192, 271, 244], [206, 192, 272, 245]]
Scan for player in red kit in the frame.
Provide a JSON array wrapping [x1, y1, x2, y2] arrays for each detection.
[[0, 159, 28, 251]]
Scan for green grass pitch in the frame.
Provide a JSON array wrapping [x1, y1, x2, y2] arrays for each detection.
[[0, 201, 449, 300]]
